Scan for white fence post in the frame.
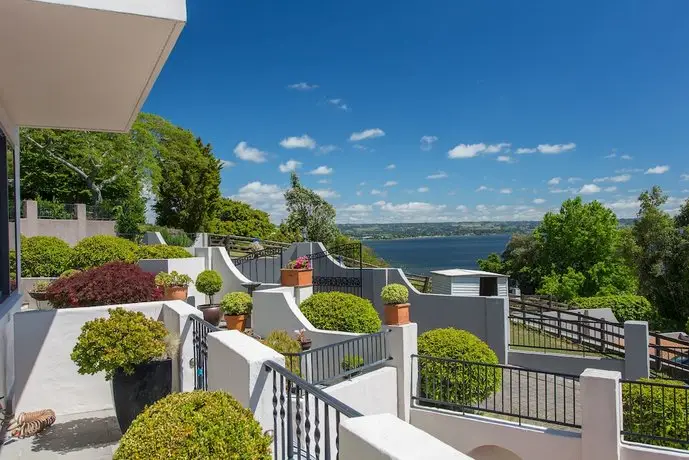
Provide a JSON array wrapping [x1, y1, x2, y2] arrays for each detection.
[[386, 323, 418, 422], [581, 368, 622, 460]]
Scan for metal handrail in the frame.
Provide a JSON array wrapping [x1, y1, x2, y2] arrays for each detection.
[[189, 315, 220, 391]]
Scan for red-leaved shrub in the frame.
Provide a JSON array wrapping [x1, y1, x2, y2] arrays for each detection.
[[47, 262, 162, 308]]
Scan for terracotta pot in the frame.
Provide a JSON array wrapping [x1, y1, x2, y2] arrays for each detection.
[[225, 314, 247, 331], [384, 303, 410, 326], [164, 286, 188, 301], [281, 269, 313, 287], [198, 304, 221, 326]]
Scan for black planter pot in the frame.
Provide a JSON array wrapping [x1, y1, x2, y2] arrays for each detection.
[[198, 304, 221, 326], [112, 359, 172, 433]]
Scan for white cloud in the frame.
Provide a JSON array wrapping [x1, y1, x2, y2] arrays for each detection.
[[309, 165, 333, 175], [497, 155, 512, 163], [603, 186, 617, 192], [352, 144, 371, 152], [593, 174, 632, 183], [371, 189, 384, 196], [373, 200, 386, 206], [231, 182, 285, 222], [550, 187, 577, 194], [427, 171, 448, 180], [616, 168, 644, 174], [456, 205, 468, 212], [476, 204, 488, 212], [356, 191, 362, 196], [384, 181, 398, 187], [314, 189, 340, 199], [340, 204, 372, 213], [385, 164, 396, 170], [621, 154, 633, 160], [417, 187, 429, 193], [476, 185, 492, 192], [537, 143, 576, 154], [604, 152, 617, 159], [349, 128, 385, 142], [234, 141, 268, 163], [379, 202, 446, 214], [579, 184, 601, 194], [328, 98, 350, 111], [645, 165, 670, 175], [318, 145, 339, 154], [278, 159, 302, 173], [533, 198, 546, 204], [420, 135, 438, 151], [448, 143, 487, 159], [547, 177, 562, 186], [219, 159, 235, 168], [567, 177, 582, 183], [516, 147, 537, 154], [681, 174, 689, 181], [499, 188, 512, 194], [287, 82, 318, 91], [317, 179, 330, 184], [484, 143, 511, 154], [280, 134, 316, 150]]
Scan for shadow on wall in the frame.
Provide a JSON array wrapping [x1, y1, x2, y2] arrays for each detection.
[[468, 445, 522, 460]]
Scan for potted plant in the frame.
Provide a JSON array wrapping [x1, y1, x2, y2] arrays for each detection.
[[221, 292, 252, 331], [155, 271, 192, 301], [381, 283, 410, 325], [294, 328, 312, 351], [341, 355, 365, 378], [281, 256, 312, 287], [195, 270, 223, 326], [28, 280, 52, 302], [70, 308, 174, 433]]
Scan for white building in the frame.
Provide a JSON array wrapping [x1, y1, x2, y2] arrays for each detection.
[[431, 269, 509, 297]]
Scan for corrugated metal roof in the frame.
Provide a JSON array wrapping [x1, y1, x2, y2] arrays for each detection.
[[430, 269, 507, 277]]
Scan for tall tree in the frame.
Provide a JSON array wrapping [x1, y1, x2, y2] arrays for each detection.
[[207, 198, 276, 238], [284, 172, 338, 246]]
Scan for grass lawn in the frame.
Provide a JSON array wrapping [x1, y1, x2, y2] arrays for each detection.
[[510, 321, 606, 357]]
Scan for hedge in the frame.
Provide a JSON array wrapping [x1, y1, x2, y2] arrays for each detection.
[[299, 292, 382, 334], [70, 235, 138, 270], [261, 330, 301, 375], [417, 328, 501, 406], [137, 245, 192, 260], [621, 378, 688, 449], [573, 295, 656, 323], [21, 236, 72, 277], [114, 391, 271, 460]]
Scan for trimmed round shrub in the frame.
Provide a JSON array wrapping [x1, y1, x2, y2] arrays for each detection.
[[70, 235, 138, 270], [262, 330, 301, 375], [299, 292, 382, 334], [71, 307, 168, 380], [47, 262, 162, 308], [196, 270, 223, 304], [417, 328, 501, 406], [221, 292, 253, 315], [114, 391, 271, 460], [21, 236, 72, 277], [137, 245, 192, 260], [573, 295, 656, 323], [621, 378, 688, 449], [381, 283, 409, 304]]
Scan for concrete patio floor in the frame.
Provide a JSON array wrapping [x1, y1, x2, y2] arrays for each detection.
[[0, 409, 120, 459]]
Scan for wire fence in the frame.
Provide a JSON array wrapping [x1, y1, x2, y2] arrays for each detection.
[[412, 355, 581, 429], [36, 202, 77, 220], [85, 204, 114, 221]]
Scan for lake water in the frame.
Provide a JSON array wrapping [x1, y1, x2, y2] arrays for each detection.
[[365, 234, 511, 275]]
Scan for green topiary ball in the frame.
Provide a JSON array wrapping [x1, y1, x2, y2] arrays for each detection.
[[114, 391, 271, 460], [70, 235, 138, 270], [21, 236, 72, 277], [221, 292, 253, 315], [299, 292, 382, 334], [137, 245, 193, 260], [417, 328, 501, 406], [381, 283, 409, 304], [196, 270, 223, 301]]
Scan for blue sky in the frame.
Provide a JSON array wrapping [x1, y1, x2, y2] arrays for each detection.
[[143, 0, 689, 223]]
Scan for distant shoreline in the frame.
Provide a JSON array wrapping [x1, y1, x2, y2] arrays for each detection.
[[362, 233, 513, 242]]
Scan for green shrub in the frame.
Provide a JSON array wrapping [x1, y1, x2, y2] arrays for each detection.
[[381, 283, 409, 304], [195, 270, 223, 304], [417, 328, 501, 406], [299, 292, 382, 334], [262, 330, 301, 375], [341, 355, 365, 372], [154, 271, 192, 288], [70, 308, 168, 380], [60, 269, 81, 278], [114, 391, 271, 460], [70, 235, 138, 270], [573, 295, 656, 323], [221, 292, 252, 315], [21, 236, 72, 277], [31, 280, 52, 293], [137, 245, 192, 260], [621, 378, 688, 449]]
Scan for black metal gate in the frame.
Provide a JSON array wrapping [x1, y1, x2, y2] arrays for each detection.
[[233, 247, 284, 284], [306, 243, 363, 297]]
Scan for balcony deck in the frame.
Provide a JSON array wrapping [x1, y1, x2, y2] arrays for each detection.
[[0, 409, 120, 459]]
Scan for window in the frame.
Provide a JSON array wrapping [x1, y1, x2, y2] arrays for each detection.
[[1, 129, 20, 297], [479, 277, 498, 297]]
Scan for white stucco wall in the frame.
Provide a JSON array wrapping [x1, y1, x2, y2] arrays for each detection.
[[12, 300, 200, 415], [138, 257, 206, 306], [0, 293, 22, 406], [324, 367, 398, 416], [621, 443, 689, 460]]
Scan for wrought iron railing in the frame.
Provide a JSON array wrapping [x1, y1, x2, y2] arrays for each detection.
[[85, 204, 114, 220], [509, 302, 625, 357], [412, 355, 581, 429], [37, 202, 77, 220], [284, 331, 391, 386], [306, 243, 363, 298], [264, 360, 362, 460], [621, 378, 689, 448], [189, 315, 220, 391], [649, 332, 689, 380]]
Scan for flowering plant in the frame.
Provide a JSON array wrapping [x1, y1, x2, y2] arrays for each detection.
[[287, 256, 311, 270], [294, 328, 308, 342]]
